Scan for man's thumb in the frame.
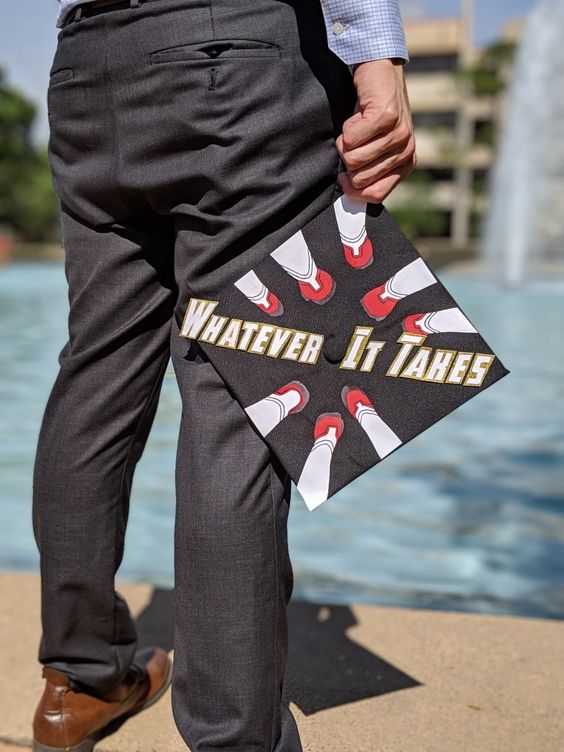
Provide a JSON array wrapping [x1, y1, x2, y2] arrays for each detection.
[[342, 109, 370, 149]]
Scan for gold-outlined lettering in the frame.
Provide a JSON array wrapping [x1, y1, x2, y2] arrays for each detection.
[[283, 330, 308, 361], [399, 346, 433, 380], [446, 351, 474, 384], [249, 324, 275, 355], [216, 318, 243, 349], [178, 297, 497, 381], [463, 353, 495, 387], [299, 333, 324, 365], [339, 326, 373, 370], [360, 341, 386, 373], [237, 321, 260, 351], [387, 333, 426, 377], [266, 328, 294, 358], [199, 315, 228, 344], [179, 297, 219, 339], [424, 348, 457, 383]]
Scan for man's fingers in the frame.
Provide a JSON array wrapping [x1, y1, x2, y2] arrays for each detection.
[[336, 130, 415, 182], [338, 59, 415, 200], [338, 157, 416, 204], [335, 117, 413, 171], [345, 137, 416, 190], [340, 100, 400, 150]]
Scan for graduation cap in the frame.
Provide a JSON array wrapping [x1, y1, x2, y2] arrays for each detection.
[[175, 187, 510, 511]]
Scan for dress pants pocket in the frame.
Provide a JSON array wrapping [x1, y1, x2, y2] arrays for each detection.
[[49, 67, 75, 85], [149, 38, 282, 64]]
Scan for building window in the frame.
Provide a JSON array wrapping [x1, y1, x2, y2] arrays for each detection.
[[407, 54, 460, 73], [425, 167, 456, 182], [412, 112, 458, 129], [474, 120, 495, 146]]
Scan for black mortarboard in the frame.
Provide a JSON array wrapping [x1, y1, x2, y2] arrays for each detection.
[[175, 187, 510, 510]]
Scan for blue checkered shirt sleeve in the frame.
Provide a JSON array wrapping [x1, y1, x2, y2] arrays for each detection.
[[319, 0, 409, 67]]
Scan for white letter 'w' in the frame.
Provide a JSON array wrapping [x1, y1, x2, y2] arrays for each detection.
[[179, 298, 219, 339]]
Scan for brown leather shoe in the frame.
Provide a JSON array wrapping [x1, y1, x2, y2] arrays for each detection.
[[32, 647, 172, 752]]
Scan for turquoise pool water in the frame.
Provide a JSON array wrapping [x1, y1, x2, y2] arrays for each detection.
[[1, 262, 563, 619]]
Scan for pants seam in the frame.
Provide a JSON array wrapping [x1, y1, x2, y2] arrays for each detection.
[[111, 345, 171, 664], [269, 460, 279, 752], [209, 0, 215, 38], [331, 151, 344, 204]]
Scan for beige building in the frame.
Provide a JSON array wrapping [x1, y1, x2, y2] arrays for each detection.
[[386, 14, 523, 248]]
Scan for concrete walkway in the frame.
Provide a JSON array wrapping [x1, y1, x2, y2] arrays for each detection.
[[1, 571, 563, 751]]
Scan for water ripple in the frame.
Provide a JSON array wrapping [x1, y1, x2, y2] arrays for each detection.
[[0, 263, 563, 618]]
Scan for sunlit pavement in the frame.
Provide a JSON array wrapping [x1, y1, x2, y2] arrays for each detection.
[[1, 571, 563, 752]]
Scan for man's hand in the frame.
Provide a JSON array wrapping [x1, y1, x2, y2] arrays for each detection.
[[336, 58, 416, 203]]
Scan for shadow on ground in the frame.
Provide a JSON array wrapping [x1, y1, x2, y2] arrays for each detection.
[[134, 587, 420, 716]]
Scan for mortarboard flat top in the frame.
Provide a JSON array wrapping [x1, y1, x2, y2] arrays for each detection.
[[176, 191, 510, 510]]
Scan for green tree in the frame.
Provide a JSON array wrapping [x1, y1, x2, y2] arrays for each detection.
[[392, 37, 517, 243], [0, 67, 59, 242], [389, 170, 450, 239], [459, 40, 517, 98]]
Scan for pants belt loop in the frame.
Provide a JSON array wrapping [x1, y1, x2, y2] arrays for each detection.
[[130, 0, 141, 7], [74, 6, 83, 21]]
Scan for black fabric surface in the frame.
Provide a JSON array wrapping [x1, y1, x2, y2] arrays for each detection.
[[176, 188, 510, 506]]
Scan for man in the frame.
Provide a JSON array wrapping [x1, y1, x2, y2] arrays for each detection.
[[32, 0, 415, 750]]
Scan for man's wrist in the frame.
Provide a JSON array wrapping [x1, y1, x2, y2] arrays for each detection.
[[351, 57, 405, 73]]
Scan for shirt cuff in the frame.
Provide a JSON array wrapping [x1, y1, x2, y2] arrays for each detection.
[[320, 0, 409, 67]]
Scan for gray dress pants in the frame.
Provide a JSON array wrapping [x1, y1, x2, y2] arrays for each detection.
[[32, 0, 356, 749]]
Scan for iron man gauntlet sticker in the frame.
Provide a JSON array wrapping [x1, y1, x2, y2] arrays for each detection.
[[176, 193, 510, 511]]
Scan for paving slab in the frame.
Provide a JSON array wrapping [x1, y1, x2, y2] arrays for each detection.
[[1, 571, 563, 752]]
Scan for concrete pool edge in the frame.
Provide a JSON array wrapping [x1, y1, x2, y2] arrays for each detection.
[[1, 570, 563, 752]]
